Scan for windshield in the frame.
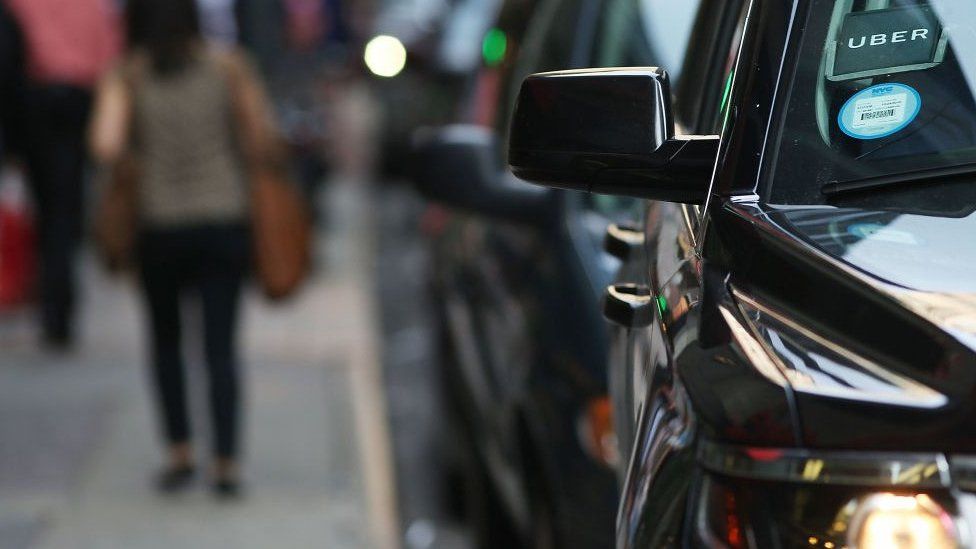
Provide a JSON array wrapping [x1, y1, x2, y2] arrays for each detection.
[[768, 0, 976, 205]]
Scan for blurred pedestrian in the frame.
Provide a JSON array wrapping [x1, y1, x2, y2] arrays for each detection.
[[5, 0, 121, 347], [89, 0, 277, 499], [0, 1, 24, 160]]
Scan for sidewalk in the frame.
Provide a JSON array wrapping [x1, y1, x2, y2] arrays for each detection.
[[0, 183, 397, 549]]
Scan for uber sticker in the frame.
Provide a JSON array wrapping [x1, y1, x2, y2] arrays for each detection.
[[829, 5, 945, 81], [838, 83, 921, 140]]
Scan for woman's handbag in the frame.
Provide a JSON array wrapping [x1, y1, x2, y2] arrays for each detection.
[[249, 165, 311, 300], [93, 155, 139, 273], [224, 53, 311, 301]]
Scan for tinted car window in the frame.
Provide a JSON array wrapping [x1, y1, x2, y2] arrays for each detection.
[[494, 0, 588, 162], [584, 0, 703, 220], [769, 0, 976, 205], [593, 0, 700, 81], [502, 0, 589, 116]]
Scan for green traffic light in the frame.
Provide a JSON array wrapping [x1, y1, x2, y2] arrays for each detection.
[[483, 28, 507, 66]]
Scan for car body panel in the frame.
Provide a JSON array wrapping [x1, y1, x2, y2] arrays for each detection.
[[717, 201, 976, 451]]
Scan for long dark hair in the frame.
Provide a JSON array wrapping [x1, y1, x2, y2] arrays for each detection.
[[125, 0, 201, 74]]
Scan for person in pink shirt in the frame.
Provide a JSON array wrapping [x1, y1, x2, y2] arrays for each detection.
[[5, 0, 121, 348]]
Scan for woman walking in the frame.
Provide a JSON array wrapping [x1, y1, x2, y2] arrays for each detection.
[[89, 0, 276, 498]]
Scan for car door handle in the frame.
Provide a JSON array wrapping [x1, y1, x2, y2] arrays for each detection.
[[604, 283, 654, 328], [604, 223, 645, 261]]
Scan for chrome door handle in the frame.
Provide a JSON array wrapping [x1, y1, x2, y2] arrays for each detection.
[[604, 283, 654, 328], [603, 223, 645, 261]]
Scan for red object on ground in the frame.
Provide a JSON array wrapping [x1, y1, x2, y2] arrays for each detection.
[[0, 181, 35, 309]]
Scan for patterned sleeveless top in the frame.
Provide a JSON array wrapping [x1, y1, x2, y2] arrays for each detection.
[[132, 50, 248, 228]]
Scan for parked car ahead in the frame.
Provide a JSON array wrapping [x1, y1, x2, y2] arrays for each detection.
[[509, 0, 976, 547], [411, 0, 713, 546], [412, 0, 619, 545]]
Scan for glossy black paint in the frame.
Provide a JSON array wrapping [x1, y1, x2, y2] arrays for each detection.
[[509, 68, 720, 203], [510, 0, 976, 547], [713, 201, 976, 452]]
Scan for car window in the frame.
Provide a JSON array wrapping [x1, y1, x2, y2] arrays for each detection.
[[461, 0, 537, 127], [501, 0, 590, 123], [768, 0, 976, 205], [687, 2, 749, 238], [521, 0, 592, 74], [493, 0, 589, 162], [582, 0, 703, 221], [592, 0, 700, 82], [706, 5, 748, 134]]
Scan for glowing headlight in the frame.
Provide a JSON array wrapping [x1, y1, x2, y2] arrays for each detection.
[[694, 443, 969, 548], [847, 493, 960, 549], [364, 35, 407, 78]]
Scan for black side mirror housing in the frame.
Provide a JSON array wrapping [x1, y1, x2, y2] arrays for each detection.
[[411, 125, 551, 224], [508, 68, 719, 204]]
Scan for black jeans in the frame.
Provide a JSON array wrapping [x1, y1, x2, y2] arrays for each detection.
[[139, 223, 250, 460], [22, 85, 92, 340]]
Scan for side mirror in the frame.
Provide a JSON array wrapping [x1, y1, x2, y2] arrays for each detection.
[[508, 68, 719, 204], [411, 124, 551, 224]]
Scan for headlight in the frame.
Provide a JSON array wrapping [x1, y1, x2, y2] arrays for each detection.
[[695, 477, 964, 548], [848, 493, 959, 549], [693, 442, 968, 548]]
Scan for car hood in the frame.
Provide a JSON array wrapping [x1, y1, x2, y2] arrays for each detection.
[[714, 202, 976, 451], [765, 205, 976, 349]]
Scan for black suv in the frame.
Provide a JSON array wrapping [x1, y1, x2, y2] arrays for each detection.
[[510, 0, 976, 547]]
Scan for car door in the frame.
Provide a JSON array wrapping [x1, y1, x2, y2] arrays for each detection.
[[590, 0, 721, 477], [606, 1, 752, 546]]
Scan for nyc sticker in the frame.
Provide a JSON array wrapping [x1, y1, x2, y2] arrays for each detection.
[[838, 83, 921, 140]]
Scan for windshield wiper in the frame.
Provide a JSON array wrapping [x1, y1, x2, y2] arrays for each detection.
[[821, 161, 976, 196]]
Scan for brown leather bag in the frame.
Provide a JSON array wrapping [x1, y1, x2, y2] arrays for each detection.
[[225, 54, 311, 301], [93, 154, 139, 273], [93, 63, 141, 274], [249, 166, 311, 300]]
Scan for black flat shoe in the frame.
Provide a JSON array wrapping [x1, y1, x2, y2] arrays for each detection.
[[154, 465, 195, 494], [212, 478, 244, 501]]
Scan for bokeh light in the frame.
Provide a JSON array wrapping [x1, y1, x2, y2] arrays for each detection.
[[364, 35, 407, 78], [482, 28, 507, 66]]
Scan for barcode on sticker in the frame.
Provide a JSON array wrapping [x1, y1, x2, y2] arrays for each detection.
[[851, 93, 908, 130], [861, 109, 895, 120]]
